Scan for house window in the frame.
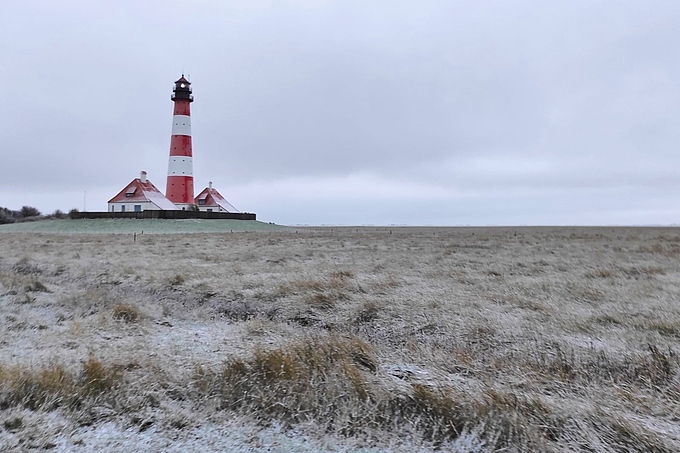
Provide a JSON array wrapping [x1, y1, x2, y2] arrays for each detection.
[[134, 205, 142, 212], [121, 205, 126, 212], [111, 206, 114, 212], [198, 199, 205, 205], [207, 209, 212, 212]]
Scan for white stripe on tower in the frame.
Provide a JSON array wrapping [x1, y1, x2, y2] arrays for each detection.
[[171, 115, 192, 136], [168, 156, 193, 175]]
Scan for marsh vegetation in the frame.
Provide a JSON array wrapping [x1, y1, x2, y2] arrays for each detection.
[[1, 226, 679, 451]]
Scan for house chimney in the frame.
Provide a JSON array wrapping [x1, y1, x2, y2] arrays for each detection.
[[209, 181, 213, 190], [140, 171, 147, 183]]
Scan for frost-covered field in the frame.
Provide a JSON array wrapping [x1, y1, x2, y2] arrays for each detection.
[[1, 226, 679, 452]]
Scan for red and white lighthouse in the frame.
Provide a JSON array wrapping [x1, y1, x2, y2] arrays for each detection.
[[165, 75, 195, 208]]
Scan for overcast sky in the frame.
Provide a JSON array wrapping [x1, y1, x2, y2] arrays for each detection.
[[1, 0, 679, 225]]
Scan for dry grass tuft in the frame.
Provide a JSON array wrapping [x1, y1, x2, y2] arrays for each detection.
[[24, 279, 50, 293], [12, 257, 42, 275], [279, 270, 357, 297], [81, 356, 121, 394], [3, 416, 23, 431], [0, 357, 121, 410], [168, 274, 186, 286], [329, 270, 356, 286], [193, 336, 558, 448], [635, 319, 680, 338], [526, 342, 678, 388], [112, 304, 142, 323], [201, 336, 377, 423], [306, 292, 337, 309], [585, 268, 616, 278], [354, 300, 381, 324]]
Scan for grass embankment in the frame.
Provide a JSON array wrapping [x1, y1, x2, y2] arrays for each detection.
[[0, 219, 286, 234]]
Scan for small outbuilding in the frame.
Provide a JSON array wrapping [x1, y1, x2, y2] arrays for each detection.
[[108, 171, 177, 212], [194, 182, 240, 213]]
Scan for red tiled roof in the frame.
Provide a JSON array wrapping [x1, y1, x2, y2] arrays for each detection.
[[108, 178, 177, 210], [194, 186, 239, 213]]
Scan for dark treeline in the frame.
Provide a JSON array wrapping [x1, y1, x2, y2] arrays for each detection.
[[0, 206, 76, 224]]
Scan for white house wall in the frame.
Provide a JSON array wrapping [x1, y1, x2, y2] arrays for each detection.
[[197, 206, 228, 213], [108, 202, 163, 212]]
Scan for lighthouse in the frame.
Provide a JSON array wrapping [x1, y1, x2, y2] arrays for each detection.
[[105, 75, 254, 219], [165, 75, 195, 208]]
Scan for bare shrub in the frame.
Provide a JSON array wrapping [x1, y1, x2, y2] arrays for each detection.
[[0, 209, 16, 224], [20, 206, 41, 218]]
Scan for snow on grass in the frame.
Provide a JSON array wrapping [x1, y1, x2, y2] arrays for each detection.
[[1, 227, 679, 451]]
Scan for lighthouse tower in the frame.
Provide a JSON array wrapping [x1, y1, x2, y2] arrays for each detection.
[[165, 75, 195, 208]]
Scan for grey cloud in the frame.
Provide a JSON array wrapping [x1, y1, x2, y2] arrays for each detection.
[[1, 1, 679, 224]]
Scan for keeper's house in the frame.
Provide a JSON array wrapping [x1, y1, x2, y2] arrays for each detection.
[[194, 182, 240, 213], [108, 171, 176, 212]]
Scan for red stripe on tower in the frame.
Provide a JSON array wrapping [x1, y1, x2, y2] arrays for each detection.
[[165, 75, 195, 206]]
